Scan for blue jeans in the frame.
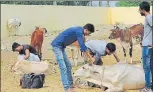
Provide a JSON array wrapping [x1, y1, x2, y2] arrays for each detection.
[[52, 47, 73, 91], [150, 48, 153, 90], [142, 46, 152, 88]]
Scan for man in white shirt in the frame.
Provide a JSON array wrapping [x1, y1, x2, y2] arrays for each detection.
[[85, 40, 120, 65]]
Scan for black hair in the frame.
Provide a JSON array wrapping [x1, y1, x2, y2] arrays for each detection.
[[83, 23, 95, 33], [139, 1, 150, 12], [106, 43, 116, 53], [12, 42, 20, 51]]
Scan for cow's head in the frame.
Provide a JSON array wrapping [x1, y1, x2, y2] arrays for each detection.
[[35, 26, 48, 34], [108, 25, 120, 39], [73, 64, 101, 79]]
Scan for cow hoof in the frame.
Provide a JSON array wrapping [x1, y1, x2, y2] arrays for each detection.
[[87, 82, 96, 87], [100, 86, 108, 91], [54, 62, 58, 65]]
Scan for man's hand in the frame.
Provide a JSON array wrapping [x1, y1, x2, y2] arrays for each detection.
[[87, 57, 95, 63], [24, 49, 30, 60], [112, 52, 120, 63], [140, 43, 142, 47], [9, 64, 15, 72], [148, 45, 152, 47], [83, 50, 94, 64]]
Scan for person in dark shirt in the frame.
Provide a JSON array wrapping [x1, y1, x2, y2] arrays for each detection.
[[51, 23, 95, 92], [12, 42, 41, 61]]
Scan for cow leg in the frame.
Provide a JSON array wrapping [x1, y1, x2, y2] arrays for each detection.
[[9, 26, 13, 36], [35, 46, 39, 56], [71, 49, 75, 65], [39, 48, 42, 60], [122, 47, 127, 62], [76, 48, 80, 60], [15, 26, 17, 36], [129, 43, 133, 64], [16, 26, 19, 36], [39, 44, 42, 60], [73, 48, 78, 66], [75, 48, 80, 66], [71, 49, 74, 59]]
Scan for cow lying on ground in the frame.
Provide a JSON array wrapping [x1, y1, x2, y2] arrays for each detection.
[[11, 60, 53, 76], [73, 63, 145, 92], [108, 24, 144, 63]]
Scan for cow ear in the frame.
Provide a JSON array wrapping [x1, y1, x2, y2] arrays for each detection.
[[114, 26, 116, 28], [82, 67, 85, 69], [35, 26, 39, 30], [125, 27, 128, 30], [93, 71, 99, 74], [116, 26, 119, 29]]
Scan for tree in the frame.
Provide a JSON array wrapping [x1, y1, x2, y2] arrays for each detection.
[[0, 1, 54, 5], [75, 1, 90, 6], [56, 1, 76, 6], [106, 1, 110, 7], [99, 1, 102, 7], [0, 1, 90, 6], [116, 1, 152, 7]]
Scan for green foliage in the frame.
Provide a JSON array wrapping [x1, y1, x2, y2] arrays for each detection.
[[0, 1, 54, 5], [116, 1, 152, 7], [0, 1, 90, 6]]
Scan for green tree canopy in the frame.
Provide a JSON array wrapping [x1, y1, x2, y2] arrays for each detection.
[[116, 1, 152, 7], [0, 1, 90, 6]]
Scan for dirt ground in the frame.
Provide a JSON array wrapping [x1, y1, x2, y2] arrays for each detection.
[[1, 25, 142, 92]]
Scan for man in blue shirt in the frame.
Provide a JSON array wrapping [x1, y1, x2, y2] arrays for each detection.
[[51, 23, 95, 92]]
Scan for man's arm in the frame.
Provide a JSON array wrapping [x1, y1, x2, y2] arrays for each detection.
[[76, 31, 93, 63], [147, 15, 153, 47], [24, 49, 30, 60], [112, 52, 120, 63], [147, 15, 152, 27], [94, 53, 101, 63], [10, 61, 17, 72]]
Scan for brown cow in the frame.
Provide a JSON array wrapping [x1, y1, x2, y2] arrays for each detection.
[[108, 24, 144, 63], [30, 27, 47, 60]]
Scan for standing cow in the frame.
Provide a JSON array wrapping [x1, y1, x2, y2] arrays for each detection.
[[30, 26, 47, 60], [73, 63, 145, 92], [7, 18, 21, 36], [68, 36, 86, 66], [108, 24, 144, 63]]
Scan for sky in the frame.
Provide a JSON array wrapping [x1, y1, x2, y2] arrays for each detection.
[[92, 1, 119, 7]]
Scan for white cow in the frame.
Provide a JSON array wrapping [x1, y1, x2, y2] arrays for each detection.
[[67, 37, 88, 66], [7, 18, 21, 36], [73, 63, 145, 92], [11, 60, 53, 75]]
